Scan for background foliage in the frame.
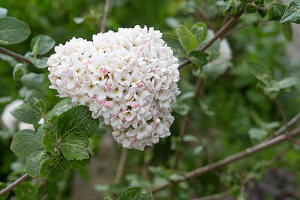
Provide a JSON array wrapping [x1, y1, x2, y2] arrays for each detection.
[[0, 0, 300, 199]]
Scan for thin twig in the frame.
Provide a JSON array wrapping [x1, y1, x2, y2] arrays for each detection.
[[187, 117, 212, 165], [152, 126, 300, 193], [169, 75, 204, 199], [0, 46, 32, 64], [114, 148, 128, 184], [178, 9, 245, 70], [100, 0, 110, 33], [194, 7, 216, 31], [0, 173, 30, 197]]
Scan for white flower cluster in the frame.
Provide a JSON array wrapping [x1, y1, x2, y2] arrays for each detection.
[[48, 25, 180, 150]]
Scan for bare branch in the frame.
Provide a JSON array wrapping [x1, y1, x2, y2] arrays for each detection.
[[194, 7, 216, 31], [0, 173, 30, 197], [100, 0, 110, 33], [114, 148, 128, 184], [152, 126, 300, 193], [0, 46, 32, 64], [178, 9, 245, 70]]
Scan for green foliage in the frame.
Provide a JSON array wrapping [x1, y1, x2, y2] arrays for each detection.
[[0, 183, 9, 200], [268, 3, 287, 20], [175, 25, 197, 52], [57, 106, 99, 138], [10, 129, 43, 157], [117, 187, 154, 200], [40, 157, 65, 182], [60, 131, 90, 160], [280, 0, 300, 24], [25, 151, 49, 177], [11, 90, 46, 124], [15, 182, 37, 200], [0, 17, 30, 45], [31, 34, 55, 56], [190, 23, 207, 46]]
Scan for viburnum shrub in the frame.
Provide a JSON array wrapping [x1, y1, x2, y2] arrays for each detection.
[[0, 0, 300, 199]]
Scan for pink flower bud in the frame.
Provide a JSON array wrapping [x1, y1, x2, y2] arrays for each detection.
[[137, 82, 145, 88], [104, 101, 110, 108], [101, 68, 108, 75], [131, 102, 139, 108]]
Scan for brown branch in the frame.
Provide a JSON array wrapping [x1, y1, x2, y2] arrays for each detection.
[[0, 46, 32, 64], [187, 117, 212, 165], [114, 148, 128, 184], [178, 9, 245, 70], [100, 0, 110, 33], [0, 173, 30, 197], [152, 126, 300, 193], [194, 7, 216, 31]]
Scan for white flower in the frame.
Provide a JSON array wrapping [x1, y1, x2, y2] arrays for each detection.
[[48, 25, 180, 150]]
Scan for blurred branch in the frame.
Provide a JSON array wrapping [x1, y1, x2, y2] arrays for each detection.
[[152, 125, 300, 193], [192, 190, 231, 200], [275, 99, 300, 147], [178, 8, 245, 70], [0, 173, 30, 197], [169, 75, 204, 199], [114, 148, 128, 184], [224, 20, 267, 38], [187, 117, 212, 165], [100, 0, 110, 33], [0, 46, 32, 64], [194, 7, 216, 31]]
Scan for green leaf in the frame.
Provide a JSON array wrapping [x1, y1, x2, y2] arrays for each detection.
[[246, 61, 272, 86], [40, 157, 65, 182], [0, 96, 12, 104], [169, 173, 185, 182], [28, 57, 48, 68], [282, 22, 293, 42], [190, 23, 207, 45], [194, 145, 204, 155], [175, 25, 197, 52], [0, 7, 7, 17], [183, 134, 199, 143], [46, 98, 74, 120], [248, 128, 268, 141], [10, 129, 43, 157], [60, 131, 90, 160], [15, 182, 37, 200], [268, 3, 287, 20], [133, 192, 154, 200], [74, 17, 85, 24], [26, 151, 49, 177], [11, 103, 42, 124], [280, 0, 300, 24], [31, 34, 55, 56], [275, 77, 300, 89], [202, 59, 228, 81], [13, 63, 26, 81], [118, 187, 153, 200], [190, 51, 208, 67], [42, 117, 58, 153], [0, 183, 9, 200], [71, 158, 91, 169], [0, 17, 30, 45], [11, 90, 46, 124], [173, 102, 190, 116], [20, 72, 44, 89], [58, 106, 99, 138]]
